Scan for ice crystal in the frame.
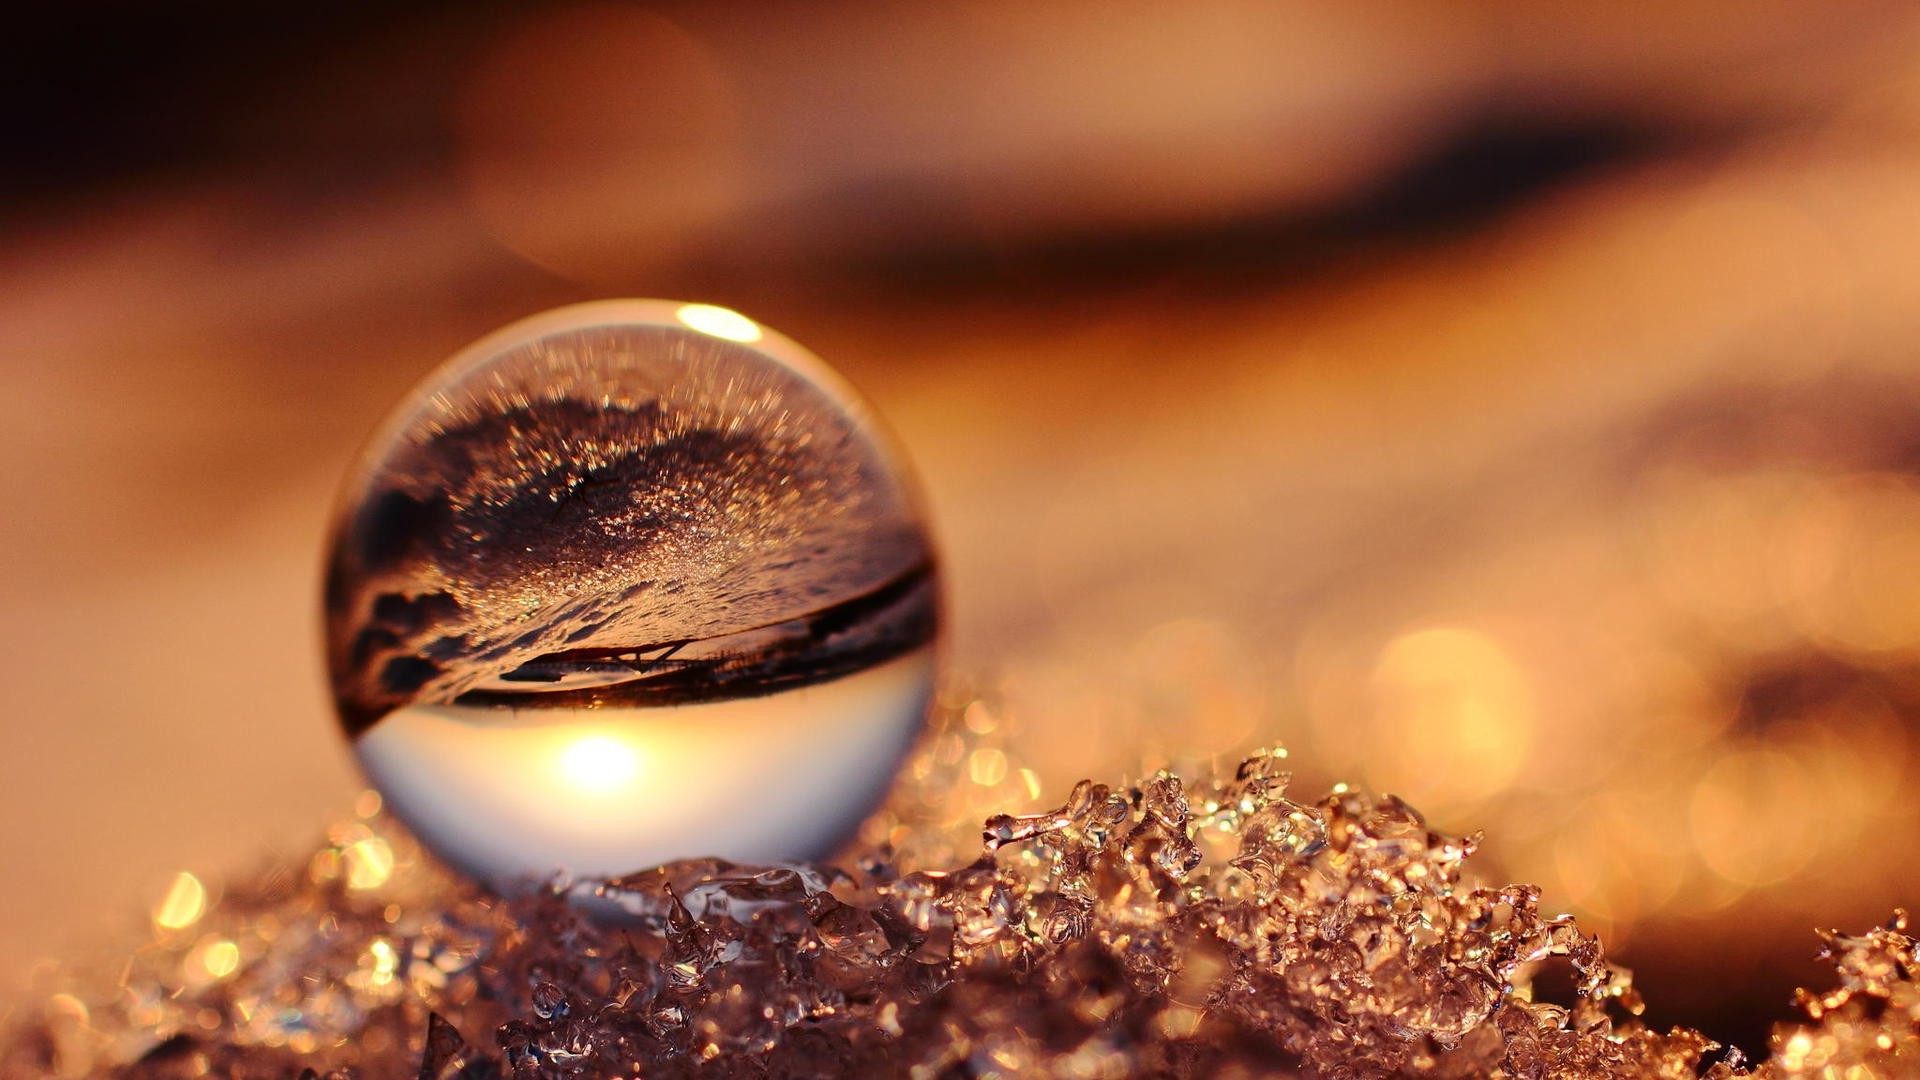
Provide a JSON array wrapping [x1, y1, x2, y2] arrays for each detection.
[[4, 733, 1915, 1079]]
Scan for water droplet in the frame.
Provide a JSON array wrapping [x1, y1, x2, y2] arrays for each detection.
[[325, 300, 939, 893]]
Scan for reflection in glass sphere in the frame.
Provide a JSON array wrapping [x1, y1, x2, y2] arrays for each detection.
[[324, 300, 939, 893]]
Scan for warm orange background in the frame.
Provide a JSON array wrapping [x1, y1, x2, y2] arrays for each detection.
[[6, 1, 1920, 1054]]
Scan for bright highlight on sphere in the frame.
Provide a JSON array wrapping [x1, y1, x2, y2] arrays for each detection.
[[557, 734, 644, 794], [674, 302, 763, 342]]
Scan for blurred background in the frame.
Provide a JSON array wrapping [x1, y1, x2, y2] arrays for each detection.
[[6, 0, 1920, 1058]]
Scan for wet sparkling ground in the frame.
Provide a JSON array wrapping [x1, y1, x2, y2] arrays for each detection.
[[4, 706, 1913, 1079]]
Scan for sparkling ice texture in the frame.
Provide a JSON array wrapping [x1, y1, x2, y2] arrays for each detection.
[[7, 714, 1915, 1079], [323, 301, 939, 891]]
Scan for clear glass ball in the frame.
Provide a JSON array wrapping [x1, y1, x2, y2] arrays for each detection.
[[323, 300, 939, 893]]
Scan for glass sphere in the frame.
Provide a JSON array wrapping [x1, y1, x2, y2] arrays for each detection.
[[324, 300, 939, 893]]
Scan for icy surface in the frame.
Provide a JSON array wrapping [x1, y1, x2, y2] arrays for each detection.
[[4, 720, 1914, 1079]]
